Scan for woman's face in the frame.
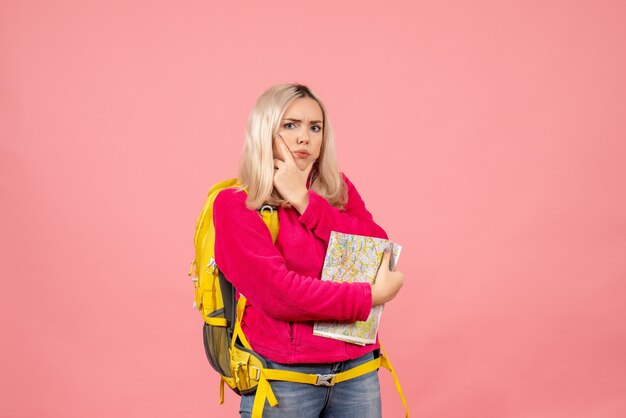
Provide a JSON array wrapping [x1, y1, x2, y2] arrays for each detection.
[[273, 97, 324, 171]]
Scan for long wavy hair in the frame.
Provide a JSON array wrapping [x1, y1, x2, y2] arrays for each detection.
[[238, 83, 347, 210]]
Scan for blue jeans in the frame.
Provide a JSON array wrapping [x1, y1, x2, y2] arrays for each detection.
[[240, 351, 382, 418]]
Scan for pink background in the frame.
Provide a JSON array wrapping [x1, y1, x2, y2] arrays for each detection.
[[2, 1, 625, 417]]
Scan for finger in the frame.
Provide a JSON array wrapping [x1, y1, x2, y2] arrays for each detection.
[[388, 242, 395, 270], [273, 159, 286, 169], [274, 160, 287, 173], [278, 136, 296, 164], [379, 249, 391, 272]]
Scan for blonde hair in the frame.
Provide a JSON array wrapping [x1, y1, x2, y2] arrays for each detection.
[[238, 83, 347, 209]]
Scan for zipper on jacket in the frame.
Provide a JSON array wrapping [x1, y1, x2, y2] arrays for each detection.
[[288, 321, 294, 344]]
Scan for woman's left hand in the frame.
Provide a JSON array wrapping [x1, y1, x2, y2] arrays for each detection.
[[273, 136, 313, 213]]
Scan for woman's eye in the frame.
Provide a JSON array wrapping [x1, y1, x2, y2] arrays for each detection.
[[284, 122, 296, 129], [311, 125, 321, 132]]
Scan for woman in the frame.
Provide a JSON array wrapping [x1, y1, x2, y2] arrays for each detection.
[[213, 83, 404, 417]]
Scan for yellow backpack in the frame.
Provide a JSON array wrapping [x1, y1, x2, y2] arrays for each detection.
[[188, 178, 277, 400], [189, 178, 409, 417]]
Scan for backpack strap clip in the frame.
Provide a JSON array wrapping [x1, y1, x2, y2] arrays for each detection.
[[258, 205, 279, 243], [205, 257, 217, 274], [259, 204, 275, 215]]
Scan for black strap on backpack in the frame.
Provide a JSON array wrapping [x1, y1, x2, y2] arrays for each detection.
[[218, 271, 237, 341]]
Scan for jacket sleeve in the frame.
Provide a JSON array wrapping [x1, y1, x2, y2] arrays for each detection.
[[298, 173, 388, 244], [213, 188, 372, 323]]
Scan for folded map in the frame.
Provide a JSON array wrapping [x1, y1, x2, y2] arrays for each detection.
[[312, 231, 402, 345]]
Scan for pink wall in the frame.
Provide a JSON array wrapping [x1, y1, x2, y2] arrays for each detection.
[[2, 1, 625, 417]]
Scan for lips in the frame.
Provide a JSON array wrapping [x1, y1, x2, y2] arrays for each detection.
[[293, 150, 311, 158]]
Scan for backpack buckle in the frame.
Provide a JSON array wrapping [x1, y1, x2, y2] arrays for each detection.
[[249, 365, 261, 381], [314, 374, 337, 387]]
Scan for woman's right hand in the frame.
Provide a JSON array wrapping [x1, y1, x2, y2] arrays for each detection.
[[371, 248, 404, 306]]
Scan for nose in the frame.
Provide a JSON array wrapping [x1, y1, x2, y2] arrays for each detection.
[[297, 129, 309, 144]]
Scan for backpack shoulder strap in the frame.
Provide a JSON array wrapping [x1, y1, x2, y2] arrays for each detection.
[[194, 178, 278, 246], [259, 205, 279, 243]]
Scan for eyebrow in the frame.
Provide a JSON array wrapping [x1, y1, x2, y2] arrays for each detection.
[[283, 118, 323, 124]]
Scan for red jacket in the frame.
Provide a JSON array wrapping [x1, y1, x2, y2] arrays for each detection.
[[213, 174, 388, 364]]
